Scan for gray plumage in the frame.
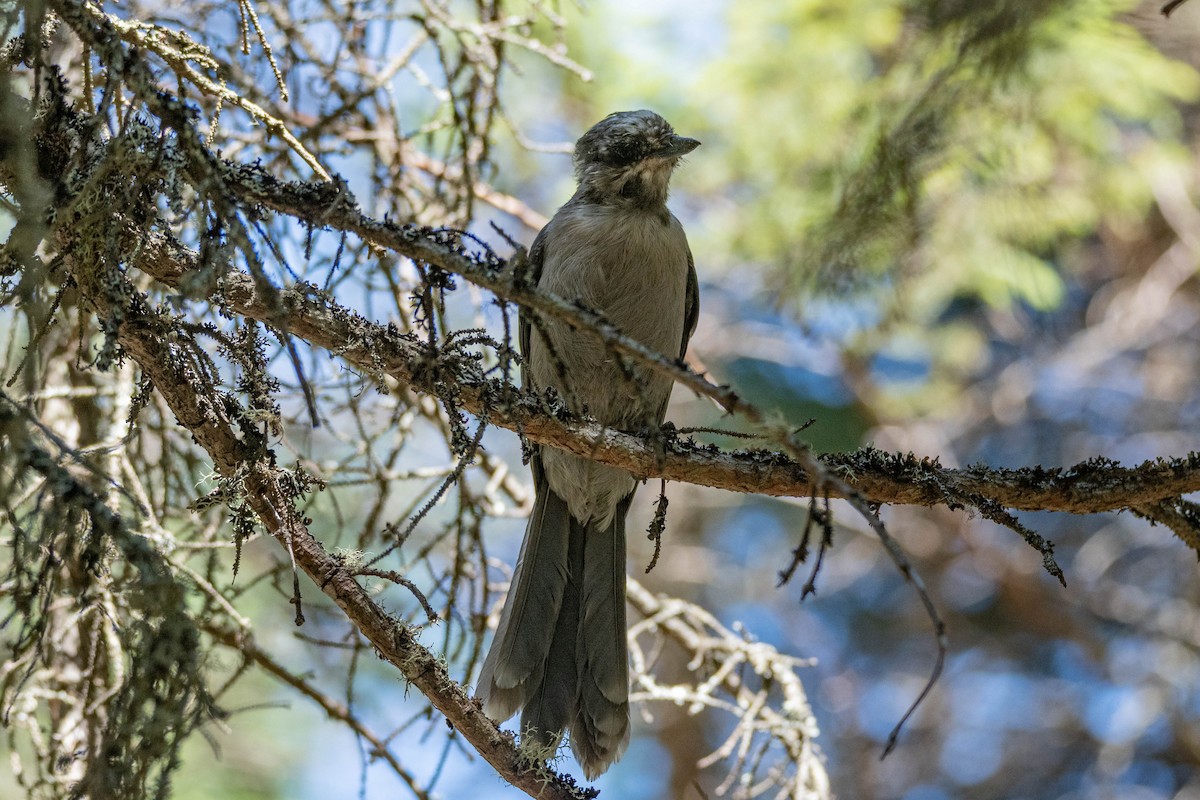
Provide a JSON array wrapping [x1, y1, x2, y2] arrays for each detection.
[[477, 110, 700, 779]]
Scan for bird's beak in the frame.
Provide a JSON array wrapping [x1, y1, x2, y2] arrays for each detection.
[[658, 135, 701, 158]]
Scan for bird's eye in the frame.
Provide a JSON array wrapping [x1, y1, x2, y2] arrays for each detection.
[[606, 139, 645, 166]]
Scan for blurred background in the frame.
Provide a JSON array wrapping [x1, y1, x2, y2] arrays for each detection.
[[493, 3, 1200, 797], [5, 1, 1200, 798]]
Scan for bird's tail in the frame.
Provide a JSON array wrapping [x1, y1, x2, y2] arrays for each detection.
[[569, 494, 632, 778], [477, 482, 632, 780], [477, 480, 572, 726]]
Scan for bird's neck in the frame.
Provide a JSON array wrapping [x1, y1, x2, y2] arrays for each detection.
[[574, 157, 680, 210], [574, 176, 671, 211]]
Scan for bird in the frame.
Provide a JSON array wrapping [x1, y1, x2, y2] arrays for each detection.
[[476, 109, 700, 779]]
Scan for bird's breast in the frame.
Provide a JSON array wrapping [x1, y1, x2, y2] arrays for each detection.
[[537, 206, 689, 363], [527, 206, 689, 429]]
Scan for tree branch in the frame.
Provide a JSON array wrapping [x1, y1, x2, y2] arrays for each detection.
[[57, 233, 590, 800], [37, 0, 1200, 552], [125, 229, 1200, 519]]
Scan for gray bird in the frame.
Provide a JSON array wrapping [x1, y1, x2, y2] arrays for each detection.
[[477, 110, 700, 779]]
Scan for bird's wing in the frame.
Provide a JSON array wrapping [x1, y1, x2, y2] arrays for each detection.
[[518, 223, 551, 389], [681, 244, 699, 360]]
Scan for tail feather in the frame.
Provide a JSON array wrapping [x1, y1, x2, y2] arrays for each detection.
[[571, 494, 633, 779], [520, 514, 586, 748], [477, 477, 634, 782], [477, 474, 572, 722]]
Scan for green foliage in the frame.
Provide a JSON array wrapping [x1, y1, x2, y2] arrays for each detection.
[[550, 0, 1199, 415], [562, 0, 1195, 304], [704, 0, 1196, 306]]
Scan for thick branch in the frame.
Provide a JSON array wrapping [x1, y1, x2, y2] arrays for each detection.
[[129, 230, 1200, 517], [28, 0, 1200, 539], [203, 623, 431, 800], [59, 245, 588, 800]]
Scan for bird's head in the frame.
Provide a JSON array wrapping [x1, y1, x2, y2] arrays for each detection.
[[572, 110, 699, 208]]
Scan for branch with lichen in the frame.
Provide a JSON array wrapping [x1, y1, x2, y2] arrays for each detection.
[[53, 211, 591, 800], [7, 2, 1200, 797], [627, 578, 832, 800], [40, 0, 1200, 556]]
